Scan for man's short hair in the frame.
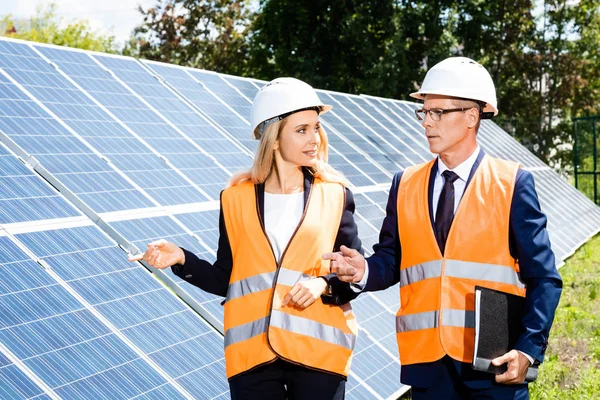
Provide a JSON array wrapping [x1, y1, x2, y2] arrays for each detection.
[[450, 98, 484, 132]]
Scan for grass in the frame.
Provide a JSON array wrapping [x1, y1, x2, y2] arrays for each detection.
[[399, 234, 600, 400], [530, 234, 600, 400]]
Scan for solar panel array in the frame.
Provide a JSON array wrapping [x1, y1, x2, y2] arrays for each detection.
[[0, 36, 598, 400]]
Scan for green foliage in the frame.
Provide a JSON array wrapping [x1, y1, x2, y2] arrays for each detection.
[[248, 0, 397, 94], [530, 234, 600, 399], [127, 0, 254, 75], [0, 2, 116, 53]]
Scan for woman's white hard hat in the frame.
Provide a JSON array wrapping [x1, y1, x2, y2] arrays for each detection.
[[410, 57, 498, 118], [250, 77, 332, 138]]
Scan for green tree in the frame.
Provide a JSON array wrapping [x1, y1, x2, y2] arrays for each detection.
[[128, 0, 254, 75], [248, 0, 396, 94], [0, 2, 117, 53]]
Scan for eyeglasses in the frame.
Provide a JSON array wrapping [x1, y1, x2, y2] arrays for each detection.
[[414, 107, 472, 122]]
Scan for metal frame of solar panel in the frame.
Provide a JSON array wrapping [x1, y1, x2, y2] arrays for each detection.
[[1, 35, 599, 400]]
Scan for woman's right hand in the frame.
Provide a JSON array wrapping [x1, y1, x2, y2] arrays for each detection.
[[127, 239, 185, 269]]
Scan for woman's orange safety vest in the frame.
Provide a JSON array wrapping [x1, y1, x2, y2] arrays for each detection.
[[396, 155, 526, 365], [221, 178, 358, 379]]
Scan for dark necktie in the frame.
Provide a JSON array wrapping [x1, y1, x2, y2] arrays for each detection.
[[435, 170, 460, 254]]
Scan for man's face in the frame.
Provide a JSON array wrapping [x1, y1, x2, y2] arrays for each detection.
[[421, 95, 474, 155]]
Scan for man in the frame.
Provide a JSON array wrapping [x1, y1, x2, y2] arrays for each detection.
[[324, 57, 562, 399]]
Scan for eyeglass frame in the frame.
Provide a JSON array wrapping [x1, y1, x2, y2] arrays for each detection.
[[414, 107, 477, 122]]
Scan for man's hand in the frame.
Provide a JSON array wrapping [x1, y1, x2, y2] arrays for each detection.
[[282, 278, 328, 309], [322, 245, 366, 283], [492, 350, 531, 384], [128, 239, 184, 269]]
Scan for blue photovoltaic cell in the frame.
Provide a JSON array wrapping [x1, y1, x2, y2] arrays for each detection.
[[14, 225, 229, 399], [364, 96, 435, 158], [323, 92, 414, 171], [109, 214, 225, 327], [315, 97, 392, 184], [0, 41, 155, 212], [0, 362, 47, 399], [0, 235, 188, 399], [0, 142, 80, 223], [354, 192, 386, 255], [187, 70, 255, 129], [352, 292, 399, 355], [220, 76, 261, 112], [143, 61, 257, 153], [92, 55, 252, 189], [350, 331, 403, 398], [17, 44, 212, 205], [331, 93, 431, 165]]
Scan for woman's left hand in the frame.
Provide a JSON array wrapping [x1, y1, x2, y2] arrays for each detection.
[[282, 278, 328, 309]]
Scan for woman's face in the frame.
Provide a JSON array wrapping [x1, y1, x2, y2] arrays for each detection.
[[275, 110, 321, 168]]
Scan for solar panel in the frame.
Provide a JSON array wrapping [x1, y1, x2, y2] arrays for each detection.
[[0, 41, 158, 212], [0, 142, 80, 223], [330, 94, 431, 165], [30, 47, 235, 201], [219, 75, 261, 110], [0, 227, 227, 399], [1, 36, 599, 400], [90, 54, 252, 189], [142, 61, 256, 153]]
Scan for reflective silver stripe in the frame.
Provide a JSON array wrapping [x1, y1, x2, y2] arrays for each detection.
[[444, 260, 526, 289], [442, 308, 475, 329], [400, 260, 443, 287], [396, 310, 439, 332], [270, 310, 356, 350], [226, 272, 275, 302], [224, 316, 269, 347], [276, 268, 312, 287]]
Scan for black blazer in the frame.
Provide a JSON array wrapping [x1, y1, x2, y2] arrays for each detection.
[[173, 167, 362, 305]]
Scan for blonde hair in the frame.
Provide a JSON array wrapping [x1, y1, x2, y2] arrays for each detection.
[[229, 118, 349, 187]]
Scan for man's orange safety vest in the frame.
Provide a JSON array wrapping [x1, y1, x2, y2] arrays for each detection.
[[221, 179, 357, 379], [396, 155, 526, 365]]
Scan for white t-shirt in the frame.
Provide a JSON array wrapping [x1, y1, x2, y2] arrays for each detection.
[[264, 192, 304, 262]]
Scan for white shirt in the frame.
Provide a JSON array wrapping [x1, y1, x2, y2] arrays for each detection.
[[264, 192, 304, 262], [432, 145, 481, 220]]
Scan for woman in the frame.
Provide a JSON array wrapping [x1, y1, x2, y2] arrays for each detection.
[[129, 77, 362, 400]]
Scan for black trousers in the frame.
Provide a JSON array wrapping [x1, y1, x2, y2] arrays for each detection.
[[228, 359, 346, 400]]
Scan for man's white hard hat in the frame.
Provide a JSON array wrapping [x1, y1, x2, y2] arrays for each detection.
[[410, 57, 498, 118], [250, 77, 332, 138]]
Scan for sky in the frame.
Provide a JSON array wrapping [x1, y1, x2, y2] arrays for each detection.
[[0, 0, 157, 46]]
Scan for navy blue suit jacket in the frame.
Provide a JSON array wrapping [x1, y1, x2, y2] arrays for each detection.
[[363, 150, 562, 388]]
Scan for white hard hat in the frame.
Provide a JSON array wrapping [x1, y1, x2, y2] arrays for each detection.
[[250, 77, 332, 138], [410, 57, 498, 118]]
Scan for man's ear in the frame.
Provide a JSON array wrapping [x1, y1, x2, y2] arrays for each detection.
[[467, 108, 480, 128]]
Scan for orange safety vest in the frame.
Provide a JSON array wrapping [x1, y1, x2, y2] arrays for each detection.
[[396, 155, 526, 365], [221, 179, 358, 379]]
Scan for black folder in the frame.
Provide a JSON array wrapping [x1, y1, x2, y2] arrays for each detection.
[[473, 286, 538, 382]]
